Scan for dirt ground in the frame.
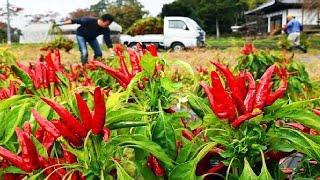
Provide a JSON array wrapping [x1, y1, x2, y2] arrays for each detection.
[[3, 44, 320, 80]]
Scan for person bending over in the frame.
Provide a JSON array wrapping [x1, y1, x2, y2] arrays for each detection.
[[58, 14, 114, 64]]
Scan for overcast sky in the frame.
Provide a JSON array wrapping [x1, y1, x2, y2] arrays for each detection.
[[0, 0, 174, 28]]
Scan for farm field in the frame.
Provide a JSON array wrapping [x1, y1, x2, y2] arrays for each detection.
[[1, 41, 320, 179]]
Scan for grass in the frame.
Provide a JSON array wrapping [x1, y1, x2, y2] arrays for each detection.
[[206, 34, 320, 49], [1, 37, 320, 80]]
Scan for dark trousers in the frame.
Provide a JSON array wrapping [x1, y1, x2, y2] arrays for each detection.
[[76, 35, 103, 64]]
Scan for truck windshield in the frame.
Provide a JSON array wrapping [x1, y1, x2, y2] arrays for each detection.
[[186, 19, 202, 31]]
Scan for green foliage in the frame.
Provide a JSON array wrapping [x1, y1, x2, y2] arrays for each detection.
[[161, 0, 251, 35], [2, 44, 320, 179], [277, 34, 310, 51], [41, 35, 74, 52], [126, 17, 163, 36], [160, 1, 198, 21], [0, 48, 16, 64], [91, 0, 148, 29], [235, 49, 313, 101]]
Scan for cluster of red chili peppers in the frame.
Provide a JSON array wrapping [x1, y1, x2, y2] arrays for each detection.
[[196, 65, 209, 76], [87, 43, 158, 89], [241, 43, 255, 55], [201, 62, 288, 128], [0, 87, 108, 179], [0, 81, 17, 100], [0, 123, 82, 180], [39, 86, 110, 144], [17, 49, 64, 96], [67, 64, 93, 86]]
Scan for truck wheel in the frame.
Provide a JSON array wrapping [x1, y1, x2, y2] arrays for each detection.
[[171, 42, 185, 52]]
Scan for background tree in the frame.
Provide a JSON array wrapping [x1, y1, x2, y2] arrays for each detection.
[[160, 1, 198, 21], [90, 0, 110, 15], [161, 0, 268, 37], [69, 9, 97, 19], [106, 0, 148, 29], [246, 0, 268, 10], [90, 0, 148, 29], [161, 0, 249, 38]]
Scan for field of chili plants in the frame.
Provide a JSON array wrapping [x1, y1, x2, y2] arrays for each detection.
[[1, 43, 320, 180]]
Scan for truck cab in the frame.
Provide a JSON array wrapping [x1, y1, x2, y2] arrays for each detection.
[[120, 16, 205, 51], [163, 16, 205, 51]]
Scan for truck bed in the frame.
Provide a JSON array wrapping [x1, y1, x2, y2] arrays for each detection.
[[120, 34, 164, 45]]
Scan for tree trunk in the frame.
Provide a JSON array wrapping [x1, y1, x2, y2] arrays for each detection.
[[216, 18, 220, 39]]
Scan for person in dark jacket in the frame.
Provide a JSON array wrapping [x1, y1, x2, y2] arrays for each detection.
[[58, 14, 114, 64]]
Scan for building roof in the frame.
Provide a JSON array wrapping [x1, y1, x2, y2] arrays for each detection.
[[245, 0, 304, 15]]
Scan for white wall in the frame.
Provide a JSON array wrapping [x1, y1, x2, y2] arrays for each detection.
[[287, 8, 319, 25], [303, 9, 319, 25]]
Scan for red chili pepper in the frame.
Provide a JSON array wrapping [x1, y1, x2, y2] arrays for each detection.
[[86, 61, 130, 88], [15, 127, 39, 172], [32, 109, 61, 138], [267, 151, 291, 161], [47, 158, 67, 177], [164, 107, 175, 114], [41, 131, 55, 152], [35, 128, 44, 142], [207, 162, 225, 174], [136, 43, 144, 57], [40, 63, 49, 88], [313, 109, 320, 116], [253, 65, 276, 110], [265, 68, 288, 106], [128, 48, 142, 75], [241, 43, 254, 55], [182, 130, 194, 141], [0, 73, 6, 80], [192, 127, 202, 136], [237, 71, 247, 100], [51, 120, 83, 147], [0, 147, 25, 171], [62, 147, 77, 164], [210, 71, 236, 121], [146, 44, 158, 57], [231, 111, 262, 128], [102, 128, 111, 142], [147, 155, 165, 176], [200, 81, 227, 119], [33, 62, 43, 89], [211, 61, 246, 114], [114, 44, 124, 54], [92, 87, 106, 135], [118, 55, 132, 78], [244, 72, 256, 113], [42, 97, 87, 139], [286, 123, 309, 133], [75, 93, 93, 131], [17, 62, 31, 74], [2, 160, 24, 180], [54, 49, 63, 72], [23, 122, 32, 137], [39, 157, 63, 180], [45, 51, 57, 83]]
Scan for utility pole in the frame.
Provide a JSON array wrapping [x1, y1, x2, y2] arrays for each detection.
[[6, 0, 12, 44]]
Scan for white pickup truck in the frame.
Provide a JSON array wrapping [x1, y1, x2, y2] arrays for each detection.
[[120, 17, 206, 51]]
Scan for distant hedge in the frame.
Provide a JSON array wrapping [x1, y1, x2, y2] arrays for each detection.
[[126, 17, 163, 36]]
